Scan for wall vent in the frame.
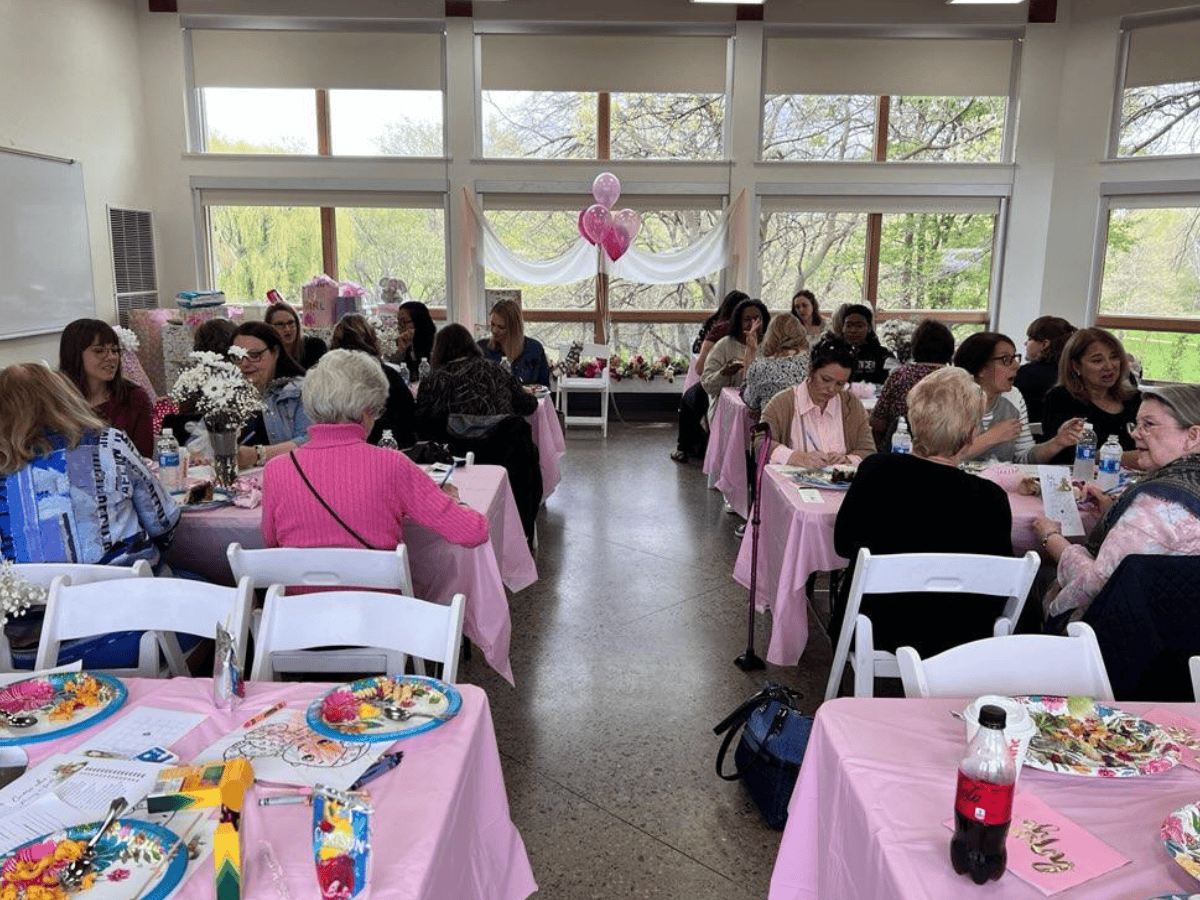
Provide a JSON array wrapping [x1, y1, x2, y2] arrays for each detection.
[[108, 206, 158, 325]]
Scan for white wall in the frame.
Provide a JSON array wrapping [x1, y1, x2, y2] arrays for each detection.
[[0, 0, 152, 367]]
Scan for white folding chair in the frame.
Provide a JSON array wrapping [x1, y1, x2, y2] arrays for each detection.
[[556, 342, 611, 436], [227, 543, 416, 676], [824, 549, 1041, 700], [1189, 656, 1200, 702], [897, 622, 1115, 699], [251, 587, 465, 682], [4, 562, 153, 672], [35, 575, 253, 677]]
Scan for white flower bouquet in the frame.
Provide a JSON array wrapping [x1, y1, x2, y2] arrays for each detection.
[[170, 351, 262, 432], [0, 561, 43, 625]]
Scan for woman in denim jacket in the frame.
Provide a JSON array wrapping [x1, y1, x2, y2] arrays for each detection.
[[231, 322, 310, 469]]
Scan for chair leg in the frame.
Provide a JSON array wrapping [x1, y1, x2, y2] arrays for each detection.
[[824, 623, 854, 701]]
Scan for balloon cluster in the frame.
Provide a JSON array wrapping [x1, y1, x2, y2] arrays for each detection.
[[577, 172, 642, 262]]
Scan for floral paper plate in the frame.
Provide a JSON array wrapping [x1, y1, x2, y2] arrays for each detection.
[[1162, 803, 1200, 886], [1016, 695, 1181, 777], [306, 675, 462, 743], [0, 818, 186, 900], [0, 673, 126, 746], [785, 467, 854, 491]]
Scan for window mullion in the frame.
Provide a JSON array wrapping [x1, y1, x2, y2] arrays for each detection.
[[316, 89, 338, 278]]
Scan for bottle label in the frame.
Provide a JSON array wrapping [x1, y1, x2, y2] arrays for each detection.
[[1099, 456, 1119, 473], [1076, 446, 1095, 460], [158, 452, 180, 468], [954, 772, 1013, 825]]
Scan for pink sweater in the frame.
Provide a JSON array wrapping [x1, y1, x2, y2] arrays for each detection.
[[261, 423, 488, 550]]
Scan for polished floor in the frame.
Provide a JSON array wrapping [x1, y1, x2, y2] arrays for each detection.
[[457, 420, 834, 899]]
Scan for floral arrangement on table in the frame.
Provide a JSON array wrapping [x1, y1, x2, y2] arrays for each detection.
[[113, 326, 140, 354], [876, 317, 919, 364], [0, 561, 42, 626], [170, 351, 261, 433], [607, 352, 688, 383]]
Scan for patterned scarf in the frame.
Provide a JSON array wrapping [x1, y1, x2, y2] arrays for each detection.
[[1085, 452, 1200, 557]]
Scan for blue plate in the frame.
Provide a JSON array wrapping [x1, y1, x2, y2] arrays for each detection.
[[0, 672, 126, 746], [307, 675, 463, 743]]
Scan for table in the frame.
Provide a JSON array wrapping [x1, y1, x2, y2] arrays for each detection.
[[702, 387, 753, 519], [527, 397, 565, 499], [165, 465, 535, 685], [18, 676, 536, 900], [732, 466, 1096, 666], [770, 696, 1200, 900]]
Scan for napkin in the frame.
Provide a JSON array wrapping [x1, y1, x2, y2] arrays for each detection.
[[1143, 707, 1200, 772]]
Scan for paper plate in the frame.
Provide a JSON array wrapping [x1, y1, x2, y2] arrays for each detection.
[[0, 672, 126, 746], [307, 675, 462, 743], [0, 818, 186, 900], [786, 467, 854, 491], [170, 487, 234, 511], [1016, 695, 1181, 777], [1162, 802, 1200, 886]]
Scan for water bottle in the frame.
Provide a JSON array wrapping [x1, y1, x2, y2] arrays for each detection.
[[417, 357, 431, 383], [156, 432, 184, 493], [1073, 422, 1096, 481], [950, 705, 1015, 884], [377, 429, 399, 451], [499, 356, 512, 373], [399, 365, 411, 388], [1097, 434, 1122, 492], [891, 416, 913, 454]]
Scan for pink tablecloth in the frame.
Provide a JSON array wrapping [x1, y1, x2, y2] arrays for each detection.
[[165, 465, 535, 685], [702, 387, 753, 518], [528, 397, 565, 499], [770, 696, 1200, 900], [23, 677, 536, 900], [732, 466, 1096, 666]]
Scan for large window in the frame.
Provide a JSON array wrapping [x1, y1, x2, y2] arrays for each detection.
[[1098, 202, 1200, 381], [1117, 19, 1200, 158]]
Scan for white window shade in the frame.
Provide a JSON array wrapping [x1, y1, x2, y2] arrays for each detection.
[[199, 189, 445, 208], [764, 37, 1014, 97], [191, 29, 444, 90], [480, 34, 728, 93], [761, 195, 1000, 215], [1125, 19, 1200, 88]]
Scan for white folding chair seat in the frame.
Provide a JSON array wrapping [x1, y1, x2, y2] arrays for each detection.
[[556, 342, 611, 436], [824, 549, 1041, 700], [897, 622, 1115, 699], [227, 543, 416, 676], [4, 562, 155, 673], [36, 576, 253, 677], [250, 587, 465, 682], [1189, 656, 1200, 702]]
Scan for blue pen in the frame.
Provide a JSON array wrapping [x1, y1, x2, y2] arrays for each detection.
[[349, 751, 404, 791]]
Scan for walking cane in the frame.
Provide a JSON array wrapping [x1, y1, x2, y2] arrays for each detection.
[[735, 420, 772, 671]]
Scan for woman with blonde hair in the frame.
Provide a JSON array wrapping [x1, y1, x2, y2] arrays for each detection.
[[478, 298, 550, 387], [265, 300, 327, 370], [741, 314, 810, 412]]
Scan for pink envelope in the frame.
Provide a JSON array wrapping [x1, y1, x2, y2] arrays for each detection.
[[1143, 707, 1200, 771]]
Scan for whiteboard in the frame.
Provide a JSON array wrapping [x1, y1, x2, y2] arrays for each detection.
[[0, 148, 95, 340]]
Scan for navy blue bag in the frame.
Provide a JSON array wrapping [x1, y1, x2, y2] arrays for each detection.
[[714, 683, 813, 830]]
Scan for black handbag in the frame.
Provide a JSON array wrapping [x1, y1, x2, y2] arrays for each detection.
[[714, 683, 813, 830], [403, 441, 455, 466]]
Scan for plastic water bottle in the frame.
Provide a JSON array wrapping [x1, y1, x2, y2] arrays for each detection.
[[1097, 434, 1122, 492], [891, 417, 913, 454], [156, 432, 184, 492], [951, 705, 1015, 884], [1073, 422, 1096, 481], [377, 429, 399, 451], [399, 365, 411, 388], [418, 357, 431, 383], [499, 357, 512, 373]]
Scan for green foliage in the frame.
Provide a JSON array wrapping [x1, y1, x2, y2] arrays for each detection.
[[887, 96, 1005, 162], [1116, 330, 1200, 383], [1118, 83, 1200, 157], [877, 213, 993, 310], [211, 206, 322, 303]]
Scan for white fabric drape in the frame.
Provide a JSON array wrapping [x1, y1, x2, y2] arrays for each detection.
[[481, 227, 598, 285]]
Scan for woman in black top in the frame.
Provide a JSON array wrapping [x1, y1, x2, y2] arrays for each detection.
[[330, 313, 417, 448], [836, 304, 894, 385], [1041, 327, 1140, 468], [1015, 315, 1075, 427], [265, 301, 326, 370]]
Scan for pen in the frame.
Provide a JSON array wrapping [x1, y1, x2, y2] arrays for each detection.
[[438, 466, 454, 488], [242, 701, 286, 730], [349, 751, 404, 792]]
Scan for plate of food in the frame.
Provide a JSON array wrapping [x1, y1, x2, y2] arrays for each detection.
[[786, 465, 856, 491], [306, 675, 463, 743], [1015, 695, 1181, 777], [170, 482, 233, 511], [0, 672, 127, 746], [0, 818, 187, 900], [1162, 802, 1200, 885], [526, 385, 551, 399]]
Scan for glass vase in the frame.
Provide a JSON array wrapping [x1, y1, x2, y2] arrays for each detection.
[[206, 422, 240, 487]]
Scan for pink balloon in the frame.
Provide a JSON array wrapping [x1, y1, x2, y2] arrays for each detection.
[[582, 204, 613, 244], [592, 172, 621, 209], [612, 208, 641, 243], [602, 224, 632, 262], [577, 208, 596, 245]]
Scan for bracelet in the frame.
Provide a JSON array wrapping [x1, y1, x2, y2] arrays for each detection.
[[255, 445, 266, 466], [1039, 530, 1061, 547]]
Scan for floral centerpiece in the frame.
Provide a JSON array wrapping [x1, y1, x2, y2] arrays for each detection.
[[607, 353, 688, 383], [0, 561, 42, 626], [877, 317, 919, 364], [170, 351, 261, 486]]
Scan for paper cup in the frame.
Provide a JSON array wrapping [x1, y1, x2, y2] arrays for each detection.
[[963, 695, 1037, 773]]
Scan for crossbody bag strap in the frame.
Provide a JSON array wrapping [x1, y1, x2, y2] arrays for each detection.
[[288, 452, 379, 550], [713, 685, 802, 781]]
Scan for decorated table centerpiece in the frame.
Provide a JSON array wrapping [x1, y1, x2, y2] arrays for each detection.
[[170, 351, 261, 487]]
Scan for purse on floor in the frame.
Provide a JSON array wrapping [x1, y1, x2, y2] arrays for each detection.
[[714, 683, 813, 830]]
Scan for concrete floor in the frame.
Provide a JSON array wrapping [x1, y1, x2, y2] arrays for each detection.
[[456, 421, 835, 899]]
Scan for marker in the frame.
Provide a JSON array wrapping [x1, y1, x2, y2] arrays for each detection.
[[241, 701, 285, 730], [258, 793, 309, 807], [349, 751, 403, 792]]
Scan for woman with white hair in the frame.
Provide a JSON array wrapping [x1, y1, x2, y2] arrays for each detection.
[[832, 367, 1014, 657], [261, 349, 487, 551]]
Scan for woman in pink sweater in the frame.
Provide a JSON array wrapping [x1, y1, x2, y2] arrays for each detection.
[[262, 349, 487, 550]]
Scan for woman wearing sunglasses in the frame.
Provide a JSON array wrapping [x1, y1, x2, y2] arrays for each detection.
[[229, 321, 310, 469], [953, 331, 1084, 464], [1035, 384, 1200, 624]]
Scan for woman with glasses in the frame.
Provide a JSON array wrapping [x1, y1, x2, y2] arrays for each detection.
[[229, 321, 310, 469], [953, 332, 1084, 464], [1034, 384, 1200, 624], [1040, 327, 1141, 468], [265, 300, 327, 370], [59, 319, 154, 457]]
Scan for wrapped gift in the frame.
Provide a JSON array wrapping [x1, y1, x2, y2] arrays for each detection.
[[303, 275, 340, 327]]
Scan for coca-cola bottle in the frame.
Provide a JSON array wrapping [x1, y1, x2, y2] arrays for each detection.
[[951, 704, 1015, 884]]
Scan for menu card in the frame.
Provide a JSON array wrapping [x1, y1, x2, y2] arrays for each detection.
[[1037, 466, 1085, 537]]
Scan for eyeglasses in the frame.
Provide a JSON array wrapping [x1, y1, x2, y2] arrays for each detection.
[[1127, 419, 1180, 436], [232, 348, 269, 363], [990, 354, 1022, 366]]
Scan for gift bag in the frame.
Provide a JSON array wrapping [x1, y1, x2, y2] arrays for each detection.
[[303, 277, 340, 327], [713, 683, 812, 829]]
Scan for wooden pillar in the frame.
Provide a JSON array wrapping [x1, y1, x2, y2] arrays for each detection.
[[863, 95, 890, 305], [316, 90, 337, 277]]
